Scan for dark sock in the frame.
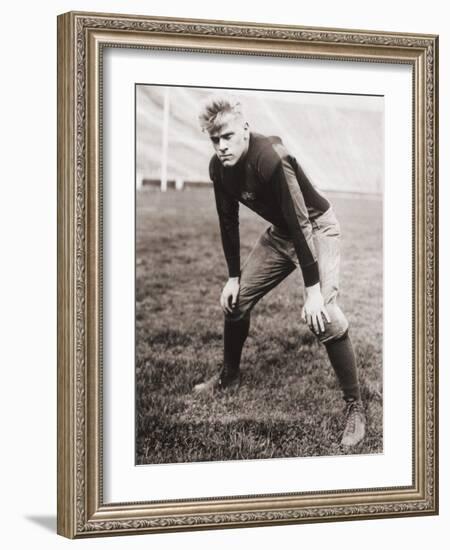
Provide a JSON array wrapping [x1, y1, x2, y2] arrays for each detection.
[[224, 316, 250, 373], [325, 332, 361, 402]]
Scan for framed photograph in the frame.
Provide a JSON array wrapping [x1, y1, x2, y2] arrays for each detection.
[[57, 11, 439, 538]]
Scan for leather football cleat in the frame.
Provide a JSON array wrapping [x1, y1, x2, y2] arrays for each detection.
[[193, 365, 241, 395], [341, 400, 366, 447]]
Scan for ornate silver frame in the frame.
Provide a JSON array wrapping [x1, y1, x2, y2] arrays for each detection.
[[57, 11, 439, 538]]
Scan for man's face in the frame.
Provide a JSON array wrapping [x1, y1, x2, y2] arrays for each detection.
[[208, 115, 249, 167]]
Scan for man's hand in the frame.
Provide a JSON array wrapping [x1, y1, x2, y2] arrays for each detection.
[[301, 282, 331, 334], [220, 277, 240, 314]]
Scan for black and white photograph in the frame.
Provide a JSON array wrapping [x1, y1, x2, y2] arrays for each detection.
[[135, 85, 384, 465]]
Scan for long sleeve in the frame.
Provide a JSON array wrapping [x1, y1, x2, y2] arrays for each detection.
[[272, 156, 319, 287], [213, 179, 241, 277]]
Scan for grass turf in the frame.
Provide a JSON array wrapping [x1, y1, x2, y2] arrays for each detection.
[[135, 188, 383, 464]]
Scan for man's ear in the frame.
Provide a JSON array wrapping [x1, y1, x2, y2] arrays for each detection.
[[243, 121, 249, 138]]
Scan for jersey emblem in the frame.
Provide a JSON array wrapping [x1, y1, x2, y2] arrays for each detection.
[[241, 191, 256, 201]]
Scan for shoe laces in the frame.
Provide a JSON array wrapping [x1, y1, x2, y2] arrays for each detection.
[[218, 366, 229, 387], [344, 401, 364, 433], [219, 363, 234, 381]]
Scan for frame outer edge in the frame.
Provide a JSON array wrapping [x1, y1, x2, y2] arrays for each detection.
[[431, 35, 439, 514], [435, 36, 439, 515], [62, 10, 438, 41], [56, 11, 439, 537], [57, 12, 77, 539]]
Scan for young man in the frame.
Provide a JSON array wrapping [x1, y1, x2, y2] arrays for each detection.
[[194, 93, 366, 447]]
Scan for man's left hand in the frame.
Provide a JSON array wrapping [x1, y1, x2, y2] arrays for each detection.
[[301, 283, 331, 334]]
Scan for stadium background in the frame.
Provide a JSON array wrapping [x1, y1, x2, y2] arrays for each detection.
[[136, 85, 383, 194]]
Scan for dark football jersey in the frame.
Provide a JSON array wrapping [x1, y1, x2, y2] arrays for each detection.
[[209, 132, 330, 287]]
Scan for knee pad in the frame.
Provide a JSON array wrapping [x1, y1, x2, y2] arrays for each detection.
[[317, 318, 349, 344], [323, 327, 349, 345], [309, 303, 349, 344]]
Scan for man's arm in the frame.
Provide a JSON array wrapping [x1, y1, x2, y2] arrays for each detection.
[[213, 178, 241, 278], [272, 156, 319, 287], [212, 179, 241, 314], [271, 154, 330, 333]]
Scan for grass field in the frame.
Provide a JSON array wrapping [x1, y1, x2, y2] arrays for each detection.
[[135, 188, 383, 464]]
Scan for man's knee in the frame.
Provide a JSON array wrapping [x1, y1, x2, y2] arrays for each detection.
[[320, 325, 349, 345], [224, 303, 252, 322], [222, 288, 256, 322], [311, 304, 349, 344]]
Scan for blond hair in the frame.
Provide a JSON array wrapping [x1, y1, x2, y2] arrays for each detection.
[[198, 92, 245, 133]]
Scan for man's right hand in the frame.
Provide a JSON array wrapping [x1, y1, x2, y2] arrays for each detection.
[[220, 277, 240, 314]]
